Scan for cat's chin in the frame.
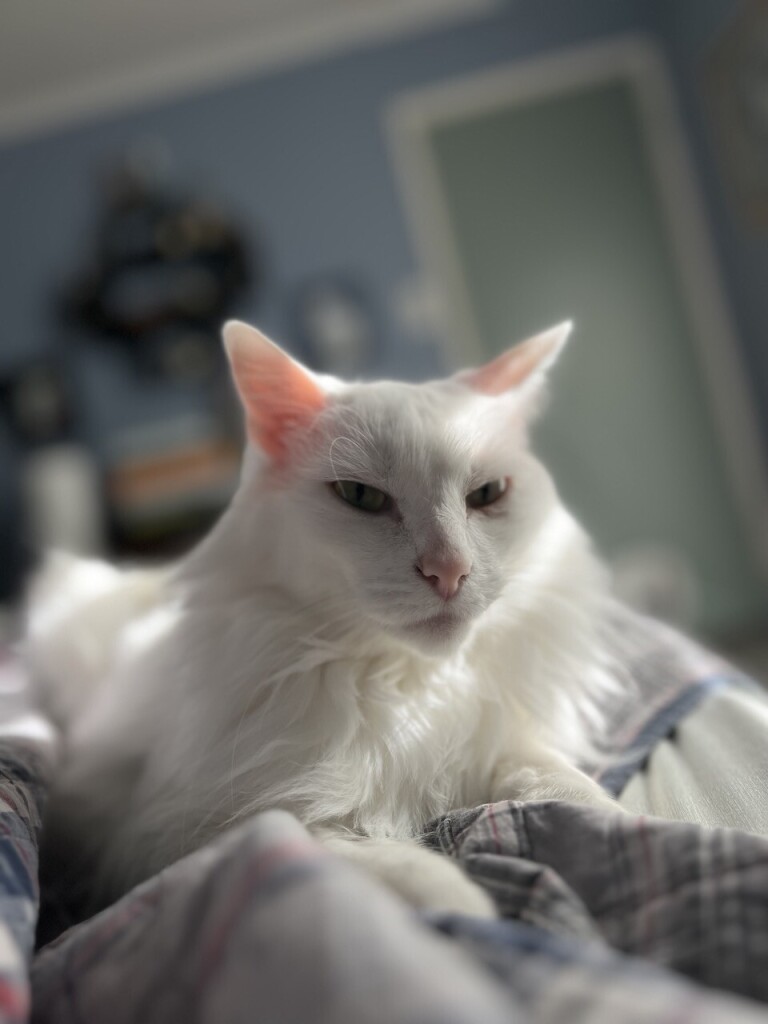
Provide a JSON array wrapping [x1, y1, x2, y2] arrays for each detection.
[[391, 610, 473, 656]]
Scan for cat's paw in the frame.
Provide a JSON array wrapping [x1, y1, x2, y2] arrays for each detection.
[[493, 763, 618, 811], [322, 833, 497, 918], [395, 862, 497, 919]]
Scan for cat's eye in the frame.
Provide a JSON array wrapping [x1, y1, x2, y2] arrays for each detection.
[[466, 478, 509, 509], [331, 480, 390, 513]]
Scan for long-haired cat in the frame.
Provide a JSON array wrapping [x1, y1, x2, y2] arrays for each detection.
[[27, 320, 619, 918]]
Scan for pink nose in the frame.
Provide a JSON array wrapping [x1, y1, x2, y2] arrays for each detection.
[[416, 554, 471, 600]]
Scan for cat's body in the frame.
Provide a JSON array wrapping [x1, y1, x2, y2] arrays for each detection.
[[28, 321, 619, 917]]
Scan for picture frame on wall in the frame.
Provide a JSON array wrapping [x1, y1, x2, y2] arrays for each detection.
[[387, 36, 768, 639]]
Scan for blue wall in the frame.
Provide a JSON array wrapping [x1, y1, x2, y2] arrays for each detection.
[[0, 0, 651, 377]]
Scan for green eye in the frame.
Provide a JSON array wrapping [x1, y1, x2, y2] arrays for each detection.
[[466, 478, 509, 509], [331, 480, 390, 513]]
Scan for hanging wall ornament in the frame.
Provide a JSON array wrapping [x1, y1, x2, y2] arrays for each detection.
[[62, 164, 256, 382], [292, 276, 378, 377]]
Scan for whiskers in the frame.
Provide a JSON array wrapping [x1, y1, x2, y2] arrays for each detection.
[[325, 412, 381, 482]]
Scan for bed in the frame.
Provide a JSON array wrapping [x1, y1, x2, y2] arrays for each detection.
[[2, 609, 768, 1024]]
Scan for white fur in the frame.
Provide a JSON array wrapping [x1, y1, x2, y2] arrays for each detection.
[[27, 326, 620, 915]]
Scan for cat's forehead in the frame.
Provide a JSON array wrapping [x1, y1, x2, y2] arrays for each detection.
[[316, 378, 512, 483], [336, 378, 463, 420], [335, 380, 470, 440]]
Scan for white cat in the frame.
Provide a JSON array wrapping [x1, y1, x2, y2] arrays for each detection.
[[27, 320, 620, 918]]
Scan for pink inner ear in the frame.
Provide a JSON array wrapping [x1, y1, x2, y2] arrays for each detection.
[[460, 322, 572, 397], [462, 343, 544, 396], [229, 337, 326, 465]]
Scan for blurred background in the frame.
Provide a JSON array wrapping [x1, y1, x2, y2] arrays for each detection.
[[1, 0, 767, 669]]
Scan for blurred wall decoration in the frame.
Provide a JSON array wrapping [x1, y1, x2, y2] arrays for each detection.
[[0, 0, 766, 651], [62, 162, 252, 556], [0, 157, 254, 579], [292, 277, 378, 376], [0, 357, 103, 560], [63, 164, 251, 383]]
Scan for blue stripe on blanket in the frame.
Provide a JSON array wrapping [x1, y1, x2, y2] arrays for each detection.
[[598, 673, 757, 796]]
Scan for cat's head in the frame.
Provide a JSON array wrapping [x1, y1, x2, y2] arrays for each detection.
[[224, 320, 572, 655]]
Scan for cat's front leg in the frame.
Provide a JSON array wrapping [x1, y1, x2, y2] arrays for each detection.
[[316, 830, 496, 918], [491, 745, 617, 810]]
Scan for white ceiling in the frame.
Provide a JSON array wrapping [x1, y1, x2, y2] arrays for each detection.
[[0, 0, 496, 142]]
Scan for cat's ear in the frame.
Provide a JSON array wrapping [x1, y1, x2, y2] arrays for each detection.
[[457, 321, 572, 401], [223, 320, 326, 464]]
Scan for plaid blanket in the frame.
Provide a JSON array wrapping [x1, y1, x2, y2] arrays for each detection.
[[30, 807, 768, 1024], [0, 609, 765, 1023], [590, 604, 755, 794], [0, 652, 54, 1024]]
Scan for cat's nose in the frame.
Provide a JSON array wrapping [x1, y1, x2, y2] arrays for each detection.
[[415, 554, 471, 600]]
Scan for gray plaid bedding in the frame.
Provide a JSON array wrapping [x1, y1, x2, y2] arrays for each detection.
[[31, 806, 768, 1023], [0, 607, 765, 1022]]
